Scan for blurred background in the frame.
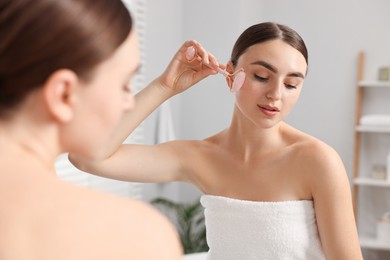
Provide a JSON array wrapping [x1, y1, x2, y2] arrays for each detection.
[[56, 0, 390, 259]]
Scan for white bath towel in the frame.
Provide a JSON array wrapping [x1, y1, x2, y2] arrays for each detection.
[[200, 195, 325, 260]]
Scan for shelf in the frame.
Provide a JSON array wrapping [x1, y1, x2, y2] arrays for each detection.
[[360, 236, 390, 250], [359, 80, 390, 88], [354, 177, 390, 187], [356, 125, 390, 133], [353, 53, 390, 254]]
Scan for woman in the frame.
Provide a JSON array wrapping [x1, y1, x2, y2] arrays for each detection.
[[71, 22, 363, 259], [0, 0, 182, 259]]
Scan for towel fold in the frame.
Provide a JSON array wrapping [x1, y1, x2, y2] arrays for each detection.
[[200, 195, 325, 260]]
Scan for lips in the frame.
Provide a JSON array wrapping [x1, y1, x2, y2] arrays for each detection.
[[257, 104, 280, 116], [258, 104, 280, 112]]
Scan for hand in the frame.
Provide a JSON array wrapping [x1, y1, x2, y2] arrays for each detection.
[[158, 40, 223, 94]]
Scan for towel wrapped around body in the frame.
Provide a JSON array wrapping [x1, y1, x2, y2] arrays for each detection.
[[200, 195, 325, 260]]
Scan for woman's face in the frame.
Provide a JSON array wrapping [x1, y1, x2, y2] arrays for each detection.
[[67, 30, 140, 159], [233, 39, 307, 129]]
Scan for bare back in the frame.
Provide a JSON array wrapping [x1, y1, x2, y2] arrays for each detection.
[[0, 156, 182, 260]]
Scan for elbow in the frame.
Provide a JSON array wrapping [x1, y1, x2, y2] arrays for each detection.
[[68, 154, 91, 173]]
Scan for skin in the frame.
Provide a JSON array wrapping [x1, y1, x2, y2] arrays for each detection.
[[70, 39, 363, 259], [0, 30, 182, 260]]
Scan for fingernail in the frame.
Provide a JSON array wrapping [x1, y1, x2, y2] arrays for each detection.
[[185, 46, 195, 60]]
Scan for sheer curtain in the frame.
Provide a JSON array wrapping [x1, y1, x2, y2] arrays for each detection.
[[55, 0, 146, 200]]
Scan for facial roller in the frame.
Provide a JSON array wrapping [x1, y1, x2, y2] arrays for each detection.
[[185, 46, 246, 92]]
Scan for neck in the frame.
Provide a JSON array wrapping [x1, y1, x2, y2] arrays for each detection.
[[0, 116, 59, 175], [223, 107, 286, 161]]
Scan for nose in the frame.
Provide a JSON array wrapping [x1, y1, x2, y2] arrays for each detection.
[[265, 81, 282, 101]]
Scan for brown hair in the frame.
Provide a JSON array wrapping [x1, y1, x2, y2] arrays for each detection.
[[231, 22, 308, 67], [0, 0, 132, 117]]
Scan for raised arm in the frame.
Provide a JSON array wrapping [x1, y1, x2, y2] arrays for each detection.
[[69, 40, 221, 183], [100, 40, 220, 158]]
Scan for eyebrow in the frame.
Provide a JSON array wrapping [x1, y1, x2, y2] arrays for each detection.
[[250, 60, 305, 79]]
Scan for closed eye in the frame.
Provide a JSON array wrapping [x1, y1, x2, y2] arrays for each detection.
[[285, 84, 297, 89], [254, 74, 268, 82]]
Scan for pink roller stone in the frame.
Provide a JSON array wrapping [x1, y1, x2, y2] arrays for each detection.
[[231, 71, 246, 92]]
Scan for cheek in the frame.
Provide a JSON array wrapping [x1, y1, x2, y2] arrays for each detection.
[[64, 87, 127, 158], [234, 89, 257, 117], [97, 102, 123, 131], [235, 82, 264, 105], [282, 91, 301, 113], [85, 90, 124, 139], [123, 93, 135, 111]]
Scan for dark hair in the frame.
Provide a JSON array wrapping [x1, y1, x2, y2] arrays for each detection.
[[231, 22, 308, 67], [0, 0, 132, 117]]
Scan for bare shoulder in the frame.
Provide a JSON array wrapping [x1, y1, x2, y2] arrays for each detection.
[[289, 128, 349, 196], [297, 134, 343, 171], [56, 181, 183, 259]]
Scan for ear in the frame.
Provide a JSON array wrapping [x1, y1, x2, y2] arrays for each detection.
[[42, 69, 79, 123], [225, 61, 235, 90]]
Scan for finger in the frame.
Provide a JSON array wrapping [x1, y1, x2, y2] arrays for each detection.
[[179, 40, 199, 61], [182, 40, 200, 55], [181, 41, 221, 73], [191, 42, 210, 65], [185, 46, 196, 60], [183, 39, 199, 48], [207, 53, 220, 70]]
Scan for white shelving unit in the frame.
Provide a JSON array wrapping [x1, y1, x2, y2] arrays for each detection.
[[356, 125, 390, 133], [352, 52, 390, 253], [354, 177, 390, 188], [359, 80, 390, 88]]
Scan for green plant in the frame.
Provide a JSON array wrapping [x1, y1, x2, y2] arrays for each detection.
[[151, 197, 208, 254]]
